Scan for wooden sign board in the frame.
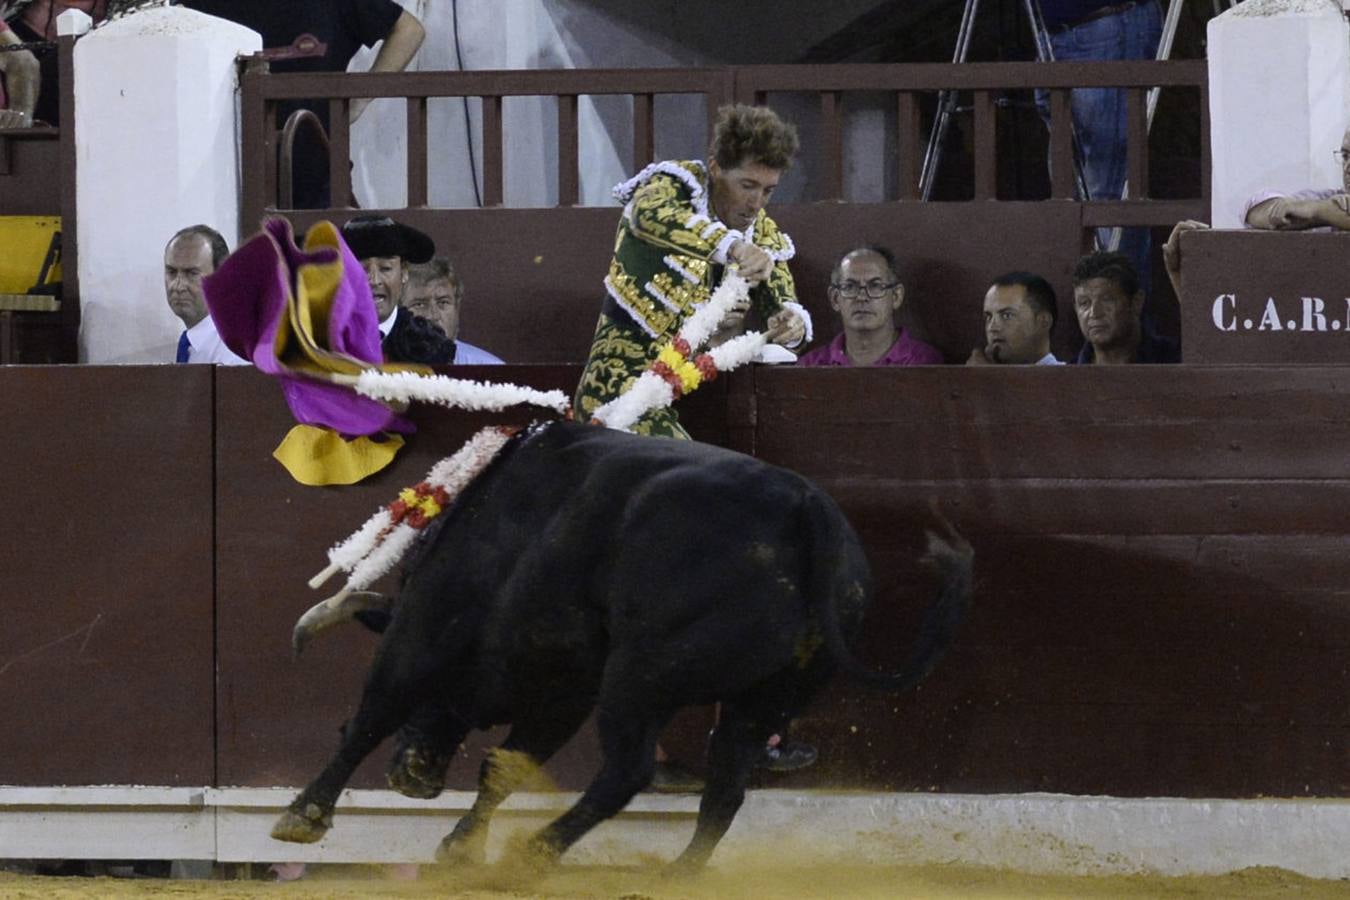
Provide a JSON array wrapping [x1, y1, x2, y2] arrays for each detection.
[[1181, 230, 1350, 364]]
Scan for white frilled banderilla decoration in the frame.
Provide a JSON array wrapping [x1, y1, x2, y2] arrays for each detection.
[[295, 271, 784, 650]]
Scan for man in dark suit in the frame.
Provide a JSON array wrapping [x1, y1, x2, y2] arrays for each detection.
[[341, 215, 455, 365]]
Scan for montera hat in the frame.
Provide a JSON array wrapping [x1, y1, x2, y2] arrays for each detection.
[[340, 215, 435, 263]]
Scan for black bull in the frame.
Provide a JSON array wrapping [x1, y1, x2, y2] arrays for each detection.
[[273, 420, 973, 868]]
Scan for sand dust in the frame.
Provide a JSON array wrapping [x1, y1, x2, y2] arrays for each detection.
[[2, 863, 1348, 899]]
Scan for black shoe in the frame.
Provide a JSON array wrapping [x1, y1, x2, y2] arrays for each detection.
[[758, 740, 817, 772], [647, 760, 705, 793]]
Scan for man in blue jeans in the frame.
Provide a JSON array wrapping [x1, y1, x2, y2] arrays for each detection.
[[1036, 1, 1163, 295]]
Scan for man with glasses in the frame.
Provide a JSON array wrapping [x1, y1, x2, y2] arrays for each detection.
[[797, 245, 943, 366], [1244, 124, 1350, 231]]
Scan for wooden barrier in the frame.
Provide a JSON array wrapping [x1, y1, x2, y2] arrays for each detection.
[[1, 364, 1347, 799], [1181, 229, 1350, 364]]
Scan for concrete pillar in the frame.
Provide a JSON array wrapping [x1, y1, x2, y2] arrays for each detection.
[[74, 6, 260, 363], [1207, 0, 1350, 228]]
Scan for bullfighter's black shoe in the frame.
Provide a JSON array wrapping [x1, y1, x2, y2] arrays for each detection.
[[758, 740, 818, 772]]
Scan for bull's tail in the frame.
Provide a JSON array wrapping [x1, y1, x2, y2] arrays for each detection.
[[809, 495, 973, 691]]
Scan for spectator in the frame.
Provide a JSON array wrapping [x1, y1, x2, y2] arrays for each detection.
[[1243, 123, 1350, 231], [1071, 250, 1179, 365], [1160, 218, 1208, 300], [573, 103, 808, 438], [1036, 1, 1162, 294], [340, 214, 456, 365], [165, 225, 248, 365], [967, 272, 1064, 366], [0, 20, 39, 128], [797, 245, 942, 367], [404, 257, 504, 365], [6, 0, 106, 126], [181, 0, 424, 208]]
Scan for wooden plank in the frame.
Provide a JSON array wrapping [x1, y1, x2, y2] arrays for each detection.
[[730, 60, 1208, 95], [557, 94, 579, 207], [895, 92, 920, 201], [1180, 230, 1350, 364], [1126, 87, 1149, 199], [327, 98, 352, 209], [405, 96, 428, 207], [1049, 89, 1075, 200], [0, 367, 215, 786], [820, 91, 843, 201], [631, 92, 654, 170], [972, 91, 996, 201], [239, 56, 271, 227], [481, 95, 503, 208], [819, 480, 1350, 537]]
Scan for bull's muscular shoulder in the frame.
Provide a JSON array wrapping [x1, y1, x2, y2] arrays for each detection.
[[519, 421, 809, 501]]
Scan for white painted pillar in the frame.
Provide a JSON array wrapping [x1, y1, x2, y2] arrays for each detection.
[[1207, 0, 1350, 228], [74, 7, 260, 364]]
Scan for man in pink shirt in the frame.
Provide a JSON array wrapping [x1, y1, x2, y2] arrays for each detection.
[[797, 245, 944, 366]]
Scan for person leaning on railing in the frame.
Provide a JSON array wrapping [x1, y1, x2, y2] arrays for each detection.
[[180, 0, 425, 209], [1243, 122, 1350, 233], [0, 19, 40, 128], [5, 0, 107, 126]]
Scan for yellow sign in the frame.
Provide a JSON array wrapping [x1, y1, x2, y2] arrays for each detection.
[[0, 216, 62, 294]]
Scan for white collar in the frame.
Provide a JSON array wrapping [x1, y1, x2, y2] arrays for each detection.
[[378, 307, 399, 338]]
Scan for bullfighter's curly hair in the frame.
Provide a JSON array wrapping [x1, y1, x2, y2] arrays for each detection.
[[709, 104, 800, 172], [1072, 251, 1140, 299]]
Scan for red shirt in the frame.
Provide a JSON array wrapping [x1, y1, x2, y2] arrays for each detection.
[[796, 328, 944, 367]]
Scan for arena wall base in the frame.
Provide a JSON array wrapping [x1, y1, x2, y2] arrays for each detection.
[[1, 787, 1347, 879]]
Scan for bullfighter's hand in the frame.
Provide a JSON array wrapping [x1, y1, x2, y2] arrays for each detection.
[[0, 109, 32, 129], [766, 308, 805, 347], [728, 239, 774, 284]]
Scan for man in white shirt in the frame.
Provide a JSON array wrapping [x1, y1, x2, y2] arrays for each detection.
[[165, 225, 249, 366], [967, 271, 1064, 366]]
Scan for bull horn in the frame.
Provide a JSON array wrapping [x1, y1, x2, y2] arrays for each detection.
[[292, 589, 393, 657]]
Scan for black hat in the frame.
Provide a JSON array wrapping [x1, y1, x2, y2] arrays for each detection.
[[340, 215, 435, 264]]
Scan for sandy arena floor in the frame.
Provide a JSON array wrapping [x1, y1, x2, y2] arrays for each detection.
[[2, 863, 1349, 899]]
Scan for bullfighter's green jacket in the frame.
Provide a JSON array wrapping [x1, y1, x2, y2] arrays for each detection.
[[573, 160, 805, 438]]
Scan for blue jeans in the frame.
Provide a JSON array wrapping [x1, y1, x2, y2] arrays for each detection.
[[1037, 0, 1163, 292]]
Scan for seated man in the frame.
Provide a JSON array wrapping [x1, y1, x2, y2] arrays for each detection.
[[967, 272, 1064, 366], [165, 225, 248, 365], [0, 20, 39, 128], [1071, 251, 1179, 365], [340, 215, 456, 365], [404, 257, 503, 364], [797, 245, 942, 366], [1244, 123, 1350, 231]]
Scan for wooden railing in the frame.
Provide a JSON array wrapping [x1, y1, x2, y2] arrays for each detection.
[[239, 60, 1208, 230]]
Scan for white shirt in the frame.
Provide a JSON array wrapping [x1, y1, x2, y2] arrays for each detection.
[[1036, 352, 1064, 366], [184, 316, 249, 366]]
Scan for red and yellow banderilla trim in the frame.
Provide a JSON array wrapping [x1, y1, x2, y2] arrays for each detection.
[[649, 337, 719, 400], [386, 482, 452, 530]]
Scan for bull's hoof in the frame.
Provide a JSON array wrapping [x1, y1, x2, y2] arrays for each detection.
[[270, 803, 332, 844], [387, 744, 449, 800], [434, 830, 486, 867]]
